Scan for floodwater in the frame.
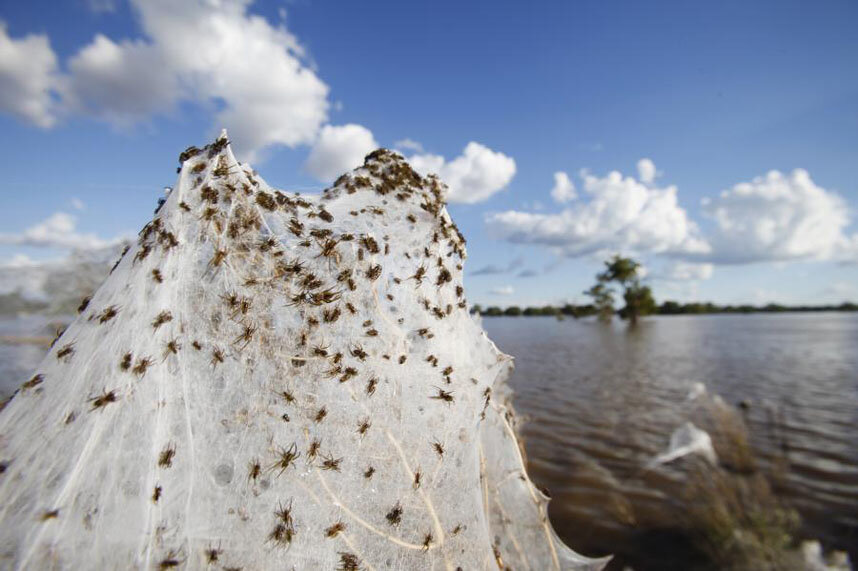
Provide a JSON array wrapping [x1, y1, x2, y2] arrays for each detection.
[[0, 315, 62, 400], [2, 313, 856, 568], [483, 313, 858, 569]]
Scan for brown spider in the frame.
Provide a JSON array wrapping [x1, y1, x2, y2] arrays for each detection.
[[338, 552, 360, 571], [307, 438, 322, 463], [385, 502, 403, 526], [350, 345, 368, 361], [204, 545, 222, 564], [268, 522, 294, 548], [366, 377, 378, 396], [158, 444, 176, 468], [271, 443, 300, 476], [99, 305, 119, 323], [248, 459, 262, 481], [366, 265, 382, 281], [314, 407, 328, 423], [89, 389, 117, 410], [163, 339, 180, 358], [152, 310, 172, 330], [132, 357, 153, 377], [325, 521, 346, 538], [357, 418, 371, 436], [320, 453, 342, 471], [233, 324, 256, 349], [22, 374, 43, 390], [209, 249, 227, 269], [410, 266, 426, 286], [430, 387, 454, 403]]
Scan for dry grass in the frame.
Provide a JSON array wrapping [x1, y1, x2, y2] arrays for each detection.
[[679, 401, 802, 570]]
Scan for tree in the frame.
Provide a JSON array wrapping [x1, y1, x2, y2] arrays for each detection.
[[587, 255, 655, 325], [620, 283, 655, 325], [584, 283, 615, 322]]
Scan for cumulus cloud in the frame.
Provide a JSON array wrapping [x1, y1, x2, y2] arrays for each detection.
[[657, 261, 714, 281], [409, 142, 516, 204], [549, 171, 576, 203], [487, 163, 709, 258], [66, 34, 178, 126], [3, 1, 331, 160], [304, 124, 378, 181], [637, 158, 657, 184], [0, 212, 123, 250], [490, 285, 514, 296], [0, 22, 60, 128], [1, 254, 39, 269], [702, 169, 856, 264], [393, 138, 424, 153]]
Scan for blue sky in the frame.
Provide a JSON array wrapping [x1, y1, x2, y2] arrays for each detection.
[[1, 0, 857, 306]]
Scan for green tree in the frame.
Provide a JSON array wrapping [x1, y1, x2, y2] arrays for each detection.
[[584, 283, 615, 322], [588, 255, 656, 325], [620, 283, 656, 325]]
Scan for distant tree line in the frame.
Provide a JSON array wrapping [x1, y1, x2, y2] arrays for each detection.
[[474, 255, 858, 320], [472, 300, 858, 318]]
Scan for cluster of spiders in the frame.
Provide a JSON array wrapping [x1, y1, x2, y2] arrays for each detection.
[[6, 134, 492, 570]]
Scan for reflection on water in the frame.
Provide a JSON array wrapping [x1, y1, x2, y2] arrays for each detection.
[[483, 313, 858, 569]]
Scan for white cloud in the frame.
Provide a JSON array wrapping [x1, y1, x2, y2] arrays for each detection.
[[71, 198, 86, 211], [304, 124, 378, 181], [703, 169, 856, 264], [1, 254, 39, 269], [409, 142, 516, 204], [0, 21, 60, 128], [4, 1, 330, 161], [549, 171, 576, 203], [637, 158, 657, 184], [658, 261, 714, 281], [490, 285, 514, 296], [393, 138, 424, 153], [487, 165, 710, 258], [86, 0, 116, 13], [471, 264, 506, 276], [65, 34, 179, 126], [0, 212, 122, 250]]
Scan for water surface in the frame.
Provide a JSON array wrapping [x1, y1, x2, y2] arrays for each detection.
[[483, 313, 858, 569]]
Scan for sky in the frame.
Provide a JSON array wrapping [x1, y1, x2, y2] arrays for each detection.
[[1, 0, 857, 307]]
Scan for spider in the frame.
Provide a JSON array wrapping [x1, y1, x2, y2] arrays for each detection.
[[430, 387, 454, 403], [158, 444, 176, 468], [325, 521, 346, 538], [89, 389, 117, 410], [271, 443, 300, 476], [320, 453, 342, 471]]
